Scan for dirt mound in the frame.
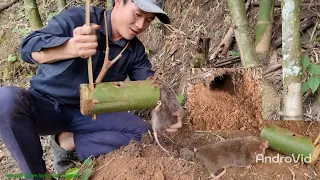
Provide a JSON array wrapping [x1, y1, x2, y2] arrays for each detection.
[[91, 120, 320, 180], [187, 68, 263, 131], [91, 135, 197, 180]]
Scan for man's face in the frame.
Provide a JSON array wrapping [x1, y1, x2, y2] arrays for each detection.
[[113, 0, 156, 40]]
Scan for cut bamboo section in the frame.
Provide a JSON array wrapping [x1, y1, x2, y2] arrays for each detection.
[[260, 125, 320, 164], [80, 80, 160, 115], [255, 0, 274, 59]]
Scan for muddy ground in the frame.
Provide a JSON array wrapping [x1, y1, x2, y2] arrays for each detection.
[[0, 0, 320, 179]]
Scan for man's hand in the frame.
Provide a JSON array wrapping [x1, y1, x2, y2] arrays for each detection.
[[70, 23, 100, 59], [165, 108, 184, 133]]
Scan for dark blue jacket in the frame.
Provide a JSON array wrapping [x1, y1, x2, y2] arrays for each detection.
[[20, 6, 154, 106]]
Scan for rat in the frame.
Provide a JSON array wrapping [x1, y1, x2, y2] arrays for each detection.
[[194, 136, 269, 180], [150, 101, 178, 153], [149, 74, 184, 153]]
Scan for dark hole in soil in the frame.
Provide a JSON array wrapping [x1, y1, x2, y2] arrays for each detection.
[[209, 74, 235, 94]]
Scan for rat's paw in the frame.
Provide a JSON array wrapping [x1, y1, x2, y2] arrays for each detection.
[[245, 164, 253, 170]]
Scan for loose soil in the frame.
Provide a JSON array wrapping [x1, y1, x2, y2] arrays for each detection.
[[91, 121, 320, 180], [187, 68, 263, 131]]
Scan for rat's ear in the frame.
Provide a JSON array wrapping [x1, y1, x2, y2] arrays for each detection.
[[260, 140, 269, 149]]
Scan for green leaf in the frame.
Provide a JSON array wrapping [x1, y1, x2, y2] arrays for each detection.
[[177, 94, 184, 104], [63, 168, 80, 180], [7, 54, 17, 63], [215, 30, 221, 37], [302, 81, 309, 94], [307, 64, 320, 75], [301, 55, 310, 69], [308, 76, 320, 94], [81, 166, 93, 180], [145, 48, 150, 56], [82, 157, 93, 167], [229, 50, 240, 57]]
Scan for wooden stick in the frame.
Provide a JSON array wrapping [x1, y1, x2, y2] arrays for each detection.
[[85, 0, 96, 120], [273, 17, 316, 48], [209, 27, 234, 61], [85, 0, 94, 91], [179, 0, 195, 30], [0, 0, 19, 13], [213, 57, 241, 68], [314, 133, 320, 146], [95, 11, 129, 83], [263, 63, 282, 75]]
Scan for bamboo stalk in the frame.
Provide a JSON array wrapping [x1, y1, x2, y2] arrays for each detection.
[[260, 125, 320, 164], [0, 0, 19, 13], [255, 0, 274, 59], [24, 0, 43, 30], [80, 80, 160, 115], [227, 0, 259, 68], [282, 0, 303, 120]]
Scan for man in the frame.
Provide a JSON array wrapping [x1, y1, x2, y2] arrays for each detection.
[[0, 0, 181, 179]]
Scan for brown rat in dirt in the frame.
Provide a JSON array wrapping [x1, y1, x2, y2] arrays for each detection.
[[150, 101, 178, 153], [195, 136, 269, 180], [149, 74, 184, 153]]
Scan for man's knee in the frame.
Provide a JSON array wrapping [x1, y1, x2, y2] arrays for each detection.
[[0, 86, 32, 116], [130, 120, 150, 141]]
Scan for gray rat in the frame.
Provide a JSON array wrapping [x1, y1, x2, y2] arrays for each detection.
[[149, 74, 184, 153], [195, 136, 269, 180], [150, 101, 178, 153]]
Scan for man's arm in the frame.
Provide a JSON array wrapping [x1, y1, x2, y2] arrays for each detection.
[[20, 7, 99, 64]]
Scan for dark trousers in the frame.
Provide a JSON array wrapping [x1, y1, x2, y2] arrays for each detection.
[[0, 86, 150, 179]]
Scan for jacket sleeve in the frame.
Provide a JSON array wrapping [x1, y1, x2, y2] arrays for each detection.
[[128, 42, 155, 81], [20, 7, 86, 64]]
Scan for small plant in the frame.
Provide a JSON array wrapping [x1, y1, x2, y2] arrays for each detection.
[[64, 155, 94, 180], [177, 94, 184, 104], [229, 50, 240, 57], [12, 26, 30, 38], [301, 55, 320, 94], [7, 54, 17, 63]]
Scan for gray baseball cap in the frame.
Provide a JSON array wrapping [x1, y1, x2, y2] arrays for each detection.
[[133, 0, 170, 24]]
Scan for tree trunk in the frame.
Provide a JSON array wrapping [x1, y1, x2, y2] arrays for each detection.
[[261, 125, 320, 164], [24, 0, 43, 30], [255, 0, 274, 59], [227, 0, 259, 68], [80, 80, 160, 115], [58, 0, 67, 11], [282, 0, 303, 120]]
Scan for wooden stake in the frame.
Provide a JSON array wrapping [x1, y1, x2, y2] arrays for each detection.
[[95, 11, 128, 83], [85, 0, 96, 120]]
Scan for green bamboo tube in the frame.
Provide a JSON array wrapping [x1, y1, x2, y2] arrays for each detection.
[[80, 80, 160, 115], [260, 125, 320, 164]]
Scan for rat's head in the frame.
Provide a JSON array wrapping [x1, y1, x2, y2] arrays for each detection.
[[245, 136, 269, 158], [112, 0, 169, 40]]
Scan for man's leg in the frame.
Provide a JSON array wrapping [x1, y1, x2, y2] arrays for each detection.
[[0, 86, 72, 179], [68, 109, 150, 161]]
